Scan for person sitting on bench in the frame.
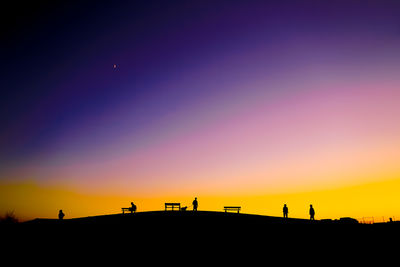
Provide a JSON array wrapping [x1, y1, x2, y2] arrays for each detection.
[[129, 202, 137, 213]]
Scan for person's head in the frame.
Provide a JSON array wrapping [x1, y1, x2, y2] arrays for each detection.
[[284, 204, 287, 207], [310, 204, 313, 208], [195, 197, 197, 200], [59, 209, 62, 213]]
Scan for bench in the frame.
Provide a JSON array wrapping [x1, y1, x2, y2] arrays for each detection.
[[122, 207, 136, 214], [224, 206, 241, 213], [165, 203, 181, 211]]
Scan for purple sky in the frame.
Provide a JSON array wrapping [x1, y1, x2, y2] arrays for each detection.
[[1, 0, 400, 194]]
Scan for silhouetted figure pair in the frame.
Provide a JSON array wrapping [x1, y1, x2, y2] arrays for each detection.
[[283, 204, 288, 218], [309, 204, 315, 220], [58, 210, 65, 220], [192, 197, 198, 212]]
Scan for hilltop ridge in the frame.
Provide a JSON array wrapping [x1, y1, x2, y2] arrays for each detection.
[[25, 210, 349, 225]]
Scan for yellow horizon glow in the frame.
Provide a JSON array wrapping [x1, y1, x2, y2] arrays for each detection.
[[1, 178, 399, 222]]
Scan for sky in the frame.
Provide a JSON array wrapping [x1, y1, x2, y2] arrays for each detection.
[[1, 0, 400, 221]]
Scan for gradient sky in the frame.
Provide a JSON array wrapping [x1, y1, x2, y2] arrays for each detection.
[[1, 0, 400, 221]]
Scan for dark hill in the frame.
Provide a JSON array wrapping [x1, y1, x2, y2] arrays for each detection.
[[21, 210, 392, 241], [26, 210, 312, 225], [3, 210, 398, 263]]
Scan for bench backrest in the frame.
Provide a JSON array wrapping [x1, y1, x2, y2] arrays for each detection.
[[165, 203, 181, 210], [224, 206, 241, 209]]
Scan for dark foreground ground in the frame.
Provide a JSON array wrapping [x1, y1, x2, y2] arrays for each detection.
[[2, 211, 399, 263]]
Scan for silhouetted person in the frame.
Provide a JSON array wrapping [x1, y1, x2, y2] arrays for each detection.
[[129, 202, 137, 213], [309, 205, 315, 220], [58, 210, 65, 220], [192, 197, 198, 212], [283, 204, 288, 218]]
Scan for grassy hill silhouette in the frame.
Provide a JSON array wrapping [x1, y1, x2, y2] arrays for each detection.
[[4, 210, 398, 262], [27, 210, 314, 225], [25, 209, 396, 229], [23, 209, 392, 240], [22, 210, 400, 230]]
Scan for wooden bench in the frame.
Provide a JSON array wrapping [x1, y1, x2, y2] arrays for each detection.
[[165, 203, 181, 211], [224, 206, 241, 213], [122, 207, 136, 214]]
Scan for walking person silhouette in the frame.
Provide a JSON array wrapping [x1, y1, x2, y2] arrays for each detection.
[[309, 204, 315, 220], [192, 197, 198, 212], [283, 204, 288, 218]]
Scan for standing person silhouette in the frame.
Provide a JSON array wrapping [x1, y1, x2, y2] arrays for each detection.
[[309, 204, 315, 220], [58, 210, 65, 220], [283, 204, 288, 218], [192, 197, 198, 212]]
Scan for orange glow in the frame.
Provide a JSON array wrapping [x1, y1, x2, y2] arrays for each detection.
[[1, 178, 399, 222]]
